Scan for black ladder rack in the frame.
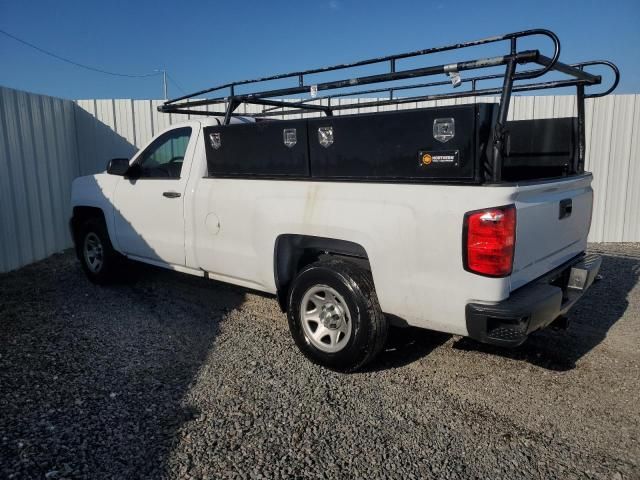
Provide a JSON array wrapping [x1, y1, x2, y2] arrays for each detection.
[[159, 28, 619, 182]]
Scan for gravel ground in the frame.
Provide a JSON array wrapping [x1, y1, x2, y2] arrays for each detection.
[[0, 244, 638, 480]]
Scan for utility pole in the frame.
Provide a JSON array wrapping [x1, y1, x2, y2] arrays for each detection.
[[163, 70, 168, 100]]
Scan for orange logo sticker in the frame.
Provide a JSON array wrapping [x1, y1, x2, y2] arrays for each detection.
[[421, 153, 432, 166]]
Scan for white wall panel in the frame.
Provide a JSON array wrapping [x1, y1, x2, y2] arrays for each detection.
[[132, 100, 154, 146], [601, 95, 635, 241], [0, 88, 23, 272], [587, 96, 615, 242], [0, 87, 78, 272], [623, 96, 640, 242], [510, 95, 535, 120], [553, 95, 576, 118]]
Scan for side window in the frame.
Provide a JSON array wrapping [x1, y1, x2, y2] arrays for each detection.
[[137, 127, 192, 179]]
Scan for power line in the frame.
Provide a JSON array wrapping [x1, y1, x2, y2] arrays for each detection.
[[0, 28, 160, 78], [166, 72, 187, 95]]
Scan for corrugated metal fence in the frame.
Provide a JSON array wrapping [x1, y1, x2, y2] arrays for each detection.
[[0, 87, 79, 273], [1, 85, 638, 272]]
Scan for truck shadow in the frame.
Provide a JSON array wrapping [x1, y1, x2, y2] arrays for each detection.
[[73, 102, 141, 175], [0, 252, 246, 480], [0, 141, 233, 479], [365, 327, 450, 372], [452, 249, 639, 371]]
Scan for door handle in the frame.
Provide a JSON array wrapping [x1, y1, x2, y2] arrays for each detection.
[[163, 191, 181, 198], [559, 198, 572, 219]]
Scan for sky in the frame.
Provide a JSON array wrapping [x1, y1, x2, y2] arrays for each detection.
[[0, 0, 638, 100]]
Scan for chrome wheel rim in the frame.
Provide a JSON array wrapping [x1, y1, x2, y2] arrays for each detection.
[[83, 232, 104, 273], [300, 285, 352, 353]]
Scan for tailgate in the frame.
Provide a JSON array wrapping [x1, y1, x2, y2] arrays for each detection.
[[510, 174, 593, 291]]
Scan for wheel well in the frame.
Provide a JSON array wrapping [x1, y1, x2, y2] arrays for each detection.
[[70, 206, 105, 246], [274, 234, 370, 312]]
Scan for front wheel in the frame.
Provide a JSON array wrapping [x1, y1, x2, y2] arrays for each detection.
[[76, 217, 122, 284], [287, 258, 388, 372]]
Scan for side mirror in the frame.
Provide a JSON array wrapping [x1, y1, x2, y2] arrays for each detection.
[[125, 163, 142, 180], [106, 158, 130, 176]]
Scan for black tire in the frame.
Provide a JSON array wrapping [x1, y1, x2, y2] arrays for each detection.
[[76, 217, 122, 284], [287, 258, 388, 372]]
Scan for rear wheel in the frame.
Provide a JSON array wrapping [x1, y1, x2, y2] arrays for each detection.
[[287, 258, 388, 372], [76, 217, 121, 284]]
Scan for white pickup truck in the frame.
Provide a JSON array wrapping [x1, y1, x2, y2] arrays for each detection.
[[70, 30, 616, 370]]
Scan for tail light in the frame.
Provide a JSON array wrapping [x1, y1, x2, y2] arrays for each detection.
[[463, 205, 516, 277]]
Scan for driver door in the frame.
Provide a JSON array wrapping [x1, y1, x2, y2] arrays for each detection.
[[112, 126, 193, 266]]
